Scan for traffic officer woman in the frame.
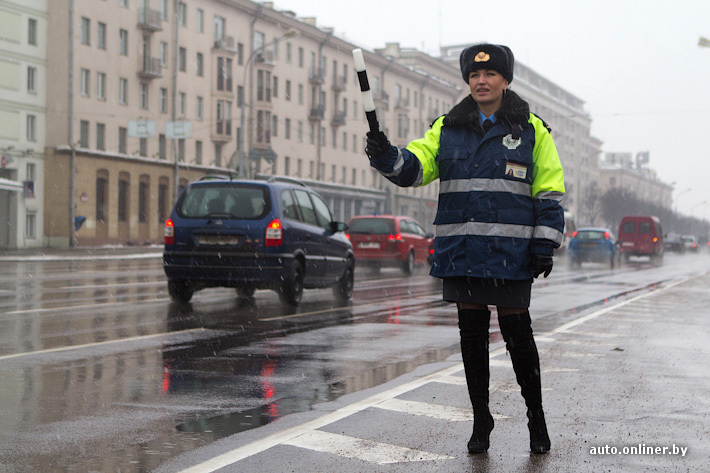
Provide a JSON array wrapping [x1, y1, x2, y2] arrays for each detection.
[[365, 43, 565, 454]]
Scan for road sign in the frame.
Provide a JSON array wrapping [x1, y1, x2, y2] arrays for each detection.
[[166, 121, 192, 139], [128, 120, 156, 138]]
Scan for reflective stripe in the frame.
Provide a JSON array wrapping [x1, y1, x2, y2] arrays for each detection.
[[534, 190, 564, 202], [380, 149, 405, 177], [533, 225, 563, 244], [413, 164, 423, 187], [436, 221, 534, 239], [440, 178, 531, 197]]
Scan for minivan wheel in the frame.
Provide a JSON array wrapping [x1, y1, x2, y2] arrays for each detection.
[[402, 251, 415, 276], [279, 260, 304, 306], [168, 279, 193, 303], [333, 259, 354, 301]]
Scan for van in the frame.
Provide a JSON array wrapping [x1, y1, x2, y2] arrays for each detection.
[[617, 215, 664, 262]]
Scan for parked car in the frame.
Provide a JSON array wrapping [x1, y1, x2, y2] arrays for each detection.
[[346, 215, 433, 275], [163, 176, 354, 306], [663, 232, 685, 254], [567, 227, 621, 268], [680, 235, 698, 252], [617, 215, 664, 262]]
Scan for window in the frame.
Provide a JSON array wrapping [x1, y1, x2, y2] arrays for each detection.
[[298, 47, 304, 67], [120, 0, 127, 6], [178, 92, 186, 116], [119, 29, 128, 55], [272, 76, 278, 98], [179, 47, 186, 72], [214, 16, 225, 41], [25, 212, 37, 238], [160, 0, 168, 20], [139, 180, 149, 223], [96, 174, 107, 222], [195, 140, 202, 164], [286, 43, 292, 63], [296, 158, 302, 177], [26, 115, 36, 142], [81, 17, 90, 45], [140, 82, 148, 109], [27, 66, 36, 93], [80, 120, 89, 147], [160, 87, 168, 113], [118, 127, 127, 153], [237, 43, 243, 65], [298, 121, 303, 142], [298, 84, 303, 105], [158, 180, 168, 223], [159, 134, 166, 159], [196, 9, 204, 33], [285, 80, 291, 101], [80, 69, 90, 96], [216, 100, 231, 135], [214, 143, 222, 167], [284, 156, 290, 175], [160, 42, 168, 67], [196, 52, 203, 76], [28, 18, 37, 45], [217, 57, 232, 91], [178, 139, 185, 161], [118, 177, 129, 222], [272, 115, 278, 137], [96, 123, 105, 150], [285, 118, 291, 140], [119, 78, 127, 105], [97, 22, 106, 49], [196, 96, 203, 120], [139, 137, 147, 156], [178, 2, 186, 27], [97, 72, 106, 100]]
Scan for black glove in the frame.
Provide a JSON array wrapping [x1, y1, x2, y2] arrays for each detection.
[[532, 254, 553, 278], [365, 131, 392, 159]]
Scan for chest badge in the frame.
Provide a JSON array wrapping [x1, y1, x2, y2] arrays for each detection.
[[502, 134, 521, 150]]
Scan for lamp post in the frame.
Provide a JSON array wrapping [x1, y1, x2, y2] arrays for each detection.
[[699, 36, 710, 48], [237, 29, 298, 179], [674, 187, 691, 214]]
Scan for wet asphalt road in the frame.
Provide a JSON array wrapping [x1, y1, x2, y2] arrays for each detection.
[[0, 249, 708, 472]]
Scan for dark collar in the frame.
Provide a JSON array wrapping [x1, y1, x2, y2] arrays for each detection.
[[443, 90, 530, 138]]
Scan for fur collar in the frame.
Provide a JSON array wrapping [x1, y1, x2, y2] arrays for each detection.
[[443, 90, 530, 138]]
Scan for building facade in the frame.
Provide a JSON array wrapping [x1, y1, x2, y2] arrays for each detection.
[[599, 152, 673, 210], [0, 0, 46, 249]]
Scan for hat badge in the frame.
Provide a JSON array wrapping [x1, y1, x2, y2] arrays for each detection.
[[474, 51, 490, 62]]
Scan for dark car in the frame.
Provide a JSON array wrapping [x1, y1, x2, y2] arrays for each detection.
[[567, 227, 621, 269], [163, 176, 354, 306], [664, 233, 685, 254], [346, 215, 433, 275]]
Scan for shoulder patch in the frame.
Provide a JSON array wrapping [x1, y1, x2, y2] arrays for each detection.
[[532, 113, 552, 133]]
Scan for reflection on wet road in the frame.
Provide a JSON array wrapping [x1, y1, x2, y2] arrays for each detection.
[[0, 251, 707, 471]]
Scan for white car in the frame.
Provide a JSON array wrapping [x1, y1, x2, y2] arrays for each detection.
[[680, 235, 698, 252]]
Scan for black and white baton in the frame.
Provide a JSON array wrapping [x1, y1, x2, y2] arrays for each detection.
[[352, 48, 380, 133]]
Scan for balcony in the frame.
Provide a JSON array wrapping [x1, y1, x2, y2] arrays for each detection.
[[331, 110, 346, 127], [308, 66, 325, 84], [308, 104, 325, 121], [255, 50, 275, 66], [138, 56, 162, 79], [213, 35, 236, 53], [138, 8, 162, 31], [331, 74, 346, 92], [211, 120, 232, 142], [395, 97, 410, 111]]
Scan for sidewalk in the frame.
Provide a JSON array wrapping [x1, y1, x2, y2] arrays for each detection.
[[157, 272, 710, 473], [0, 245, 163, 261]]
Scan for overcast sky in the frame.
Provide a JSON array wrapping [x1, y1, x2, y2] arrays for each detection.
[[271, 0, 710, 220]]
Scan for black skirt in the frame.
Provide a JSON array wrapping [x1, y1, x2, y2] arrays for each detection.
[[443, 277, 532, 308]]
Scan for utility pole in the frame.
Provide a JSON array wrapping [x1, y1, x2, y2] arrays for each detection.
[[171, 0, 180, 201]]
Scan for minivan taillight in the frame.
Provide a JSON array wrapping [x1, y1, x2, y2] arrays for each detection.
[[164, 219, 175, 245], [265, 219, 283, 247]]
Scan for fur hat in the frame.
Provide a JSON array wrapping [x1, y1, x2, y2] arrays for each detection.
[[460, 44, 514, 84]]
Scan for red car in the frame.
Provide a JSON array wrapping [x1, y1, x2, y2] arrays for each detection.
[[347, 215, 433, 275]]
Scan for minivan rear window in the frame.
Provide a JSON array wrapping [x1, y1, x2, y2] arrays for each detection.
[[622, 221, 636, 234], [177, 184, 268, 219], [639, 222, 652, 234]]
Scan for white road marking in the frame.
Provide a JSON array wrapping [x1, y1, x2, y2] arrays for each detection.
[[282, 430, 454, 464], [0, 328, 209, 361], [377, 398, 473, 422], [434, 375, 467, 386], [542, 367, 579, 372], [557, 352, 606, 357], [490, 359, 512, 368]]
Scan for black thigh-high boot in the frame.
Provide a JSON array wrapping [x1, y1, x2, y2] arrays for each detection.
[[498, 310, 551, 454], [458, 308, 494, 453]]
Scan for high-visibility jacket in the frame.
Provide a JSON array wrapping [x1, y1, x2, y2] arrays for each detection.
[[372, 91, 565, 280]]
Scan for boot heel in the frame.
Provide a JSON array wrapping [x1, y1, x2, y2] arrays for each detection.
[[468, 410, 494, 453], [528, 410, 550, 453]]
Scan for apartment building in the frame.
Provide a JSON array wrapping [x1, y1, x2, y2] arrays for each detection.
[[41, 0, 461, 247], [0, 0, 46, 249], [599, 152, 673, 209]]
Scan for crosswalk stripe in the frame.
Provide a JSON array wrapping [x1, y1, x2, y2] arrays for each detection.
[[283, 430, 454, 464], [377, 398, 472, 421]]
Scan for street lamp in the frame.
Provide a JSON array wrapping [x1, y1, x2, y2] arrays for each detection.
[[237, 29, 298, 179], [699, 36, 710, 48], [674, 187, 691, 214]]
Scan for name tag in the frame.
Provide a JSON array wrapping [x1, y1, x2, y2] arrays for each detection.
[[505, 162, 527, 179]]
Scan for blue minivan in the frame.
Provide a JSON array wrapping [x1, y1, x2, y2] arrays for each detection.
[[163, 176, 354, 306]]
